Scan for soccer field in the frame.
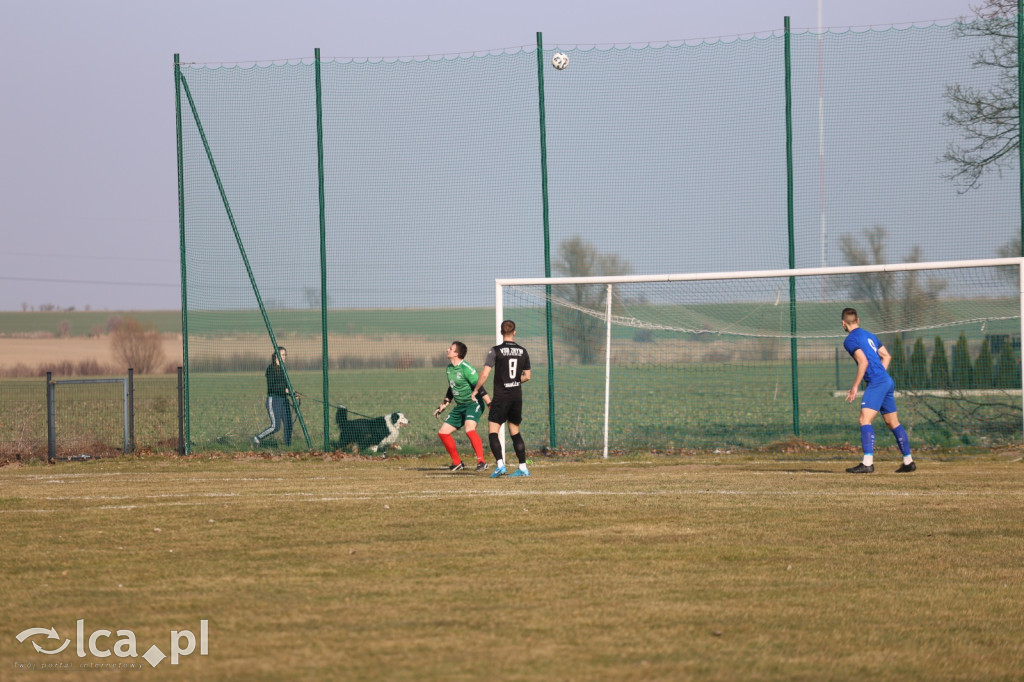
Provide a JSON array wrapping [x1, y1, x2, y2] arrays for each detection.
[[2, 455, 1023, 680]]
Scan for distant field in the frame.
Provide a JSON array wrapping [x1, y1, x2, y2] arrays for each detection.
[[2, 302, 1020, 456], [2, 456, 1022, 680]]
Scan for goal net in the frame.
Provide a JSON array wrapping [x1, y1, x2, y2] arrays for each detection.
[[497, 259, 1023, 455]]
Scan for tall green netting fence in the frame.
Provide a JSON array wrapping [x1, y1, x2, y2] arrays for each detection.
[[176, 20, 1023, 454]]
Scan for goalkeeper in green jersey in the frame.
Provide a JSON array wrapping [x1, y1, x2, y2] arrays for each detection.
[[434, 341, 490, 472]]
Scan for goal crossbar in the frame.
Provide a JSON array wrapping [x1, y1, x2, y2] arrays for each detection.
[[496, 257, 1024, 288]]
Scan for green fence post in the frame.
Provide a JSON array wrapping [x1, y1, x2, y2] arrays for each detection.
[[785, 17, 801, 437], [536, 31, 557, 449], [315, 47, 331, 452], [174, 53, 191, 454]]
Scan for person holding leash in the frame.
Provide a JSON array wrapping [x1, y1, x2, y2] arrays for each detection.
[[434, 341, 490, 472], [253, 346, 294, 447]]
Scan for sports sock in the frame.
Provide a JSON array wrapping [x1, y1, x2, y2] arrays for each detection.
[[891, 425, 912, 463], [860, 425, 875, 466], [488, 432, 503, 465], [511, 433, 527, 465], [439, 432, 460, 465], [467, 430, 485, 462], [519, 462, 529, 472]]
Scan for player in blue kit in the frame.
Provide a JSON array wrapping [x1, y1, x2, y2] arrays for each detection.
[[841, 308, 915, 474]]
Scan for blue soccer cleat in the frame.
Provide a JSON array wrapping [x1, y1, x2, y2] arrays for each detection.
[[509, 468, 530, 477], [489, 466, 507, 478]]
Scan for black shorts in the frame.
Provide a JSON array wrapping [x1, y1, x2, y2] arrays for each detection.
[[488, 397, 523, 426]]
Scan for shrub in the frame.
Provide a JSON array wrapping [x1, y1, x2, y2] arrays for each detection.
[[110, 317, 165, 374]]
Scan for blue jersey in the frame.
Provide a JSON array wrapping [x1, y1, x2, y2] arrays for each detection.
[[843, 328, 889, 385]]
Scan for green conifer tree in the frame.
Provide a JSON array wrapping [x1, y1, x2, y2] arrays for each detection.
[[889, 335, 906, 387], [951, 333, 974, 389], [995, 341, 1019, 388], [930, 336, 951, 389], [974, 337, 994, 389], [907, 338, 929, 389]]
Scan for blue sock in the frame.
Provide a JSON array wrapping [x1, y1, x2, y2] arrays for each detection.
[[860, 425, 875, 461], [892, 425, 911, 458]]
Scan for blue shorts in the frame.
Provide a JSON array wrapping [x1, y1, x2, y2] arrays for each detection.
[[861, 375, 897, 415]]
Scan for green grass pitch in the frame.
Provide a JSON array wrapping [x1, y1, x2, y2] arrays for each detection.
[[2, 455, 1023, 679]]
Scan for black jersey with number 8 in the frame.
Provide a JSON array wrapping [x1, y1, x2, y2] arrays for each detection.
[[483, 341, 531, 400]]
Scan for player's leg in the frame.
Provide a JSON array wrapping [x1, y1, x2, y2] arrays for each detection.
[[438, 410, 464, 470], [507, 400, 529, 477], [464, 419, 487, 469], [487, 401, 509, 474], [882, 404, 915, 472], [463, 399, 487, 470], [847, 400, 881, 474]]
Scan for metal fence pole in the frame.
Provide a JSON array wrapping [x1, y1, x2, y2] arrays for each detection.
[[127, 368, 135, 454], [46, 372, 56, 462], [177, 366, 185, 455]]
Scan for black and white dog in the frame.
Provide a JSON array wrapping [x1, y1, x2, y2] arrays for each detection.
[[334, 406, 409, 454]]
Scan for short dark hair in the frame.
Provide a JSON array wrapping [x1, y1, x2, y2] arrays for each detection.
[[451, 341, 467, 359], [500, 320, 516, 336], [841, 308, 858, 325]]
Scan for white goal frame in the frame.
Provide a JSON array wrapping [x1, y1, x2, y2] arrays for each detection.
[[497, 258, 1024, 457]]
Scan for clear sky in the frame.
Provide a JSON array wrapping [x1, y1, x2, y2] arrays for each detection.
[[0, 0, 980, 311]]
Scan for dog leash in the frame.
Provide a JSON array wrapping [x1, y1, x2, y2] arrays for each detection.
[[300, 394, 376, 420]]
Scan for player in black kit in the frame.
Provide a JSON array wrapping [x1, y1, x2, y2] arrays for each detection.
[[471, 320, 532, 477]]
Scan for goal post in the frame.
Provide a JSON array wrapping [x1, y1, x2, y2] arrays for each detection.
[[497, 258, 1024, 456]]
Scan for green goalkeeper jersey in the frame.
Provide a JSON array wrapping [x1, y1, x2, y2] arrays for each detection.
[[446, 360, 480, 405]]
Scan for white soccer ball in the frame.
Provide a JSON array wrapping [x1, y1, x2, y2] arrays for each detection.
[[552, 52, 569, 70]]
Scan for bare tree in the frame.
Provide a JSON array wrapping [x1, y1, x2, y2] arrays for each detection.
[[110, 317, 165, 374], [944, 0, 1020, 191], [840, 226, 948, 333], [552, 236, 632, 364]]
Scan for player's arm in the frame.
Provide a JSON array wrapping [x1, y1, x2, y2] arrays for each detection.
[[470, 365, 492, 399], [520, 369, 531, 383], [846, 349, 869, 403], [434, 387, 453, 418], [877, 344, 892, 371]]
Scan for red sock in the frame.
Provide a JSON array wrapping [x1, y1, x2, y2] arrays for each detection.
[[439, 432, 460, 465], [467, 430, 485, 463]]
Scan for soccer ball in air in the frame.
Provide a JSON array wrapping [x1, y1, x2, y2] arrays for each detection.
[[552, 52, 569, 70]]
